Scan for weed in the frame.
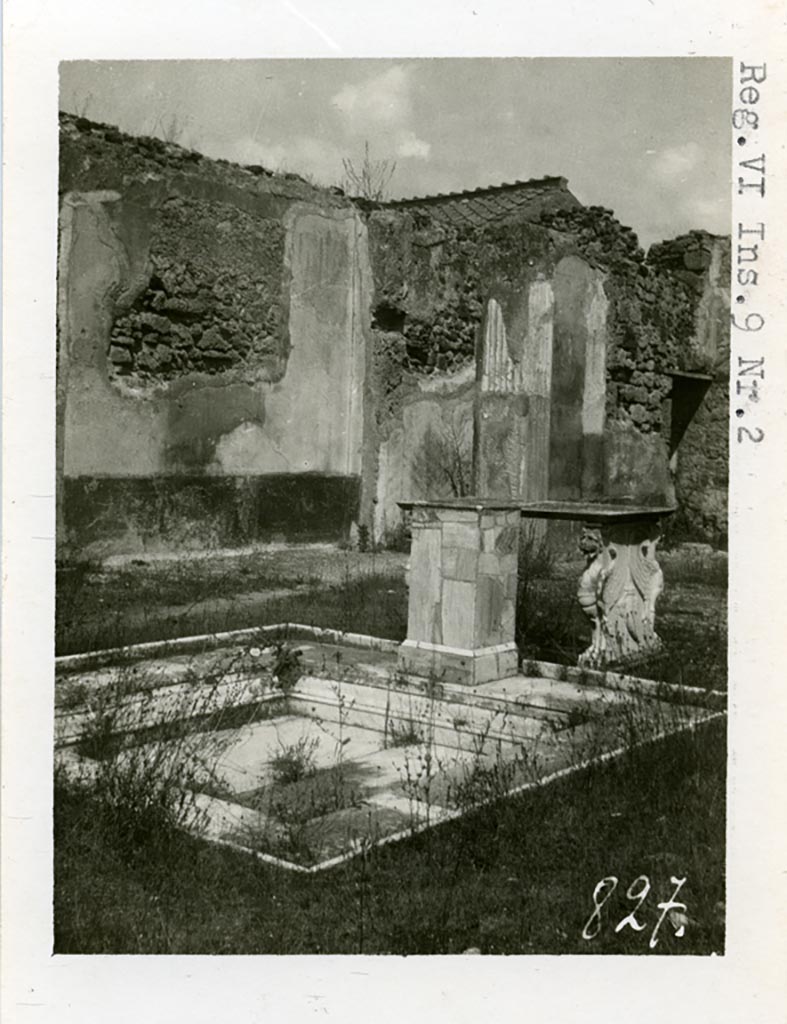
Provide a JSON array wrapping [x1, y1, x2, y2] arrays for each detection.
[[517, 531, 555, 581], [563, 703, 595, 730], [386, 719, 424, 747], [88, 745, 204, 866], [271, 641, 303, 692], [399, 743, 440, 829], [448, 750, 520, 811], [54, 715, 726, 954], [271, 764, 362, 824], [53, 538, 727, 953], [56, 680, 91, 712], [76, 707, 123, 761], [236, 762, 365, 866], [269, 735, 319, 785], [59, 649, 271, 872], [380, 520, 411, 553]]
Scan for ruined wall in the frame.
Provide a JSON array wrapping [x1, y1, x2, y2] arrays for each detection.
[[366, 211, 616, 539], [107, 195, 287, 387], [536, 211, 729, 526], [58, 115, 728, 555], [367, 206, 729, 544], [536, 206, 687, 506], [650, 233, 731, 545], [58, 115, 370, 555]]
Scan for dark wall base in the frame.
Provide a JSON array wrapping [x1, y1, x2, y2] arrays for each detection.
[[62, 474, 361, 557]]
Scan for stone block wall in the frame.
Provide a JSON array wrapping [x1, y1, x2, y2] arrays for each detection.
[[532, 211, 730, 541], [365, 205, 729, 546], [365, 211, 604, 536]]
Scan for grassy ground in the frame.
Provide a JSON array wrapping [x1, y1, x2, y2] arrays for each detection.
[[54, 716, 726, 955], [56, 544, 727, 694], [54, 540, 727, 954], [56, 547, 407, 655]]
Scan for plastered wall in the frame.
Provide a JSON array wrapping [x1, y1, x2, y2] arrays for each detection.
[[58, 117, 371, 554]]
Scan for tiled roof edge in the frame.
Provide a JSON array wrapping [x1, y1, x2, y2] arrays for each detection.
[[379, 176, 571, 207]]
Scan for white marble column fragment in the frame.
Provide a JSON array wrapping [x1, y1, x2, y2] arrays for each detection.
[[398, 502, 520, 686], [476, 287, 554, 505]]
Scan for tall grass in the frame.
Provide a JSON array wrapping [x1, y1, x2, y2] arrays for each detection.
[[56, 648, 280, 867], [54, 542, 727, 953], [55, 715, 726, 954]]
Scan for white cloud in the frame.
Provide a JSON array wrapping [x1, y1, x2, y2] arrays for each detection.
[[648, 141, 703, 183], [680, 194, 729, 233], [224, 137, 286, 167], [220, 134, 345, 185], [640, 141, 728, 238], [332, 64, 431, 164], [332, 64, 412, 130], [396, 131, 431, 160]]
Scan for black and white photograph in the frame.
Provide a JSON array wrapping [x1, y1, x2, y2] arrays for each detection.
[[2, 2, 785, 1021], [53, 56, 731, 954]]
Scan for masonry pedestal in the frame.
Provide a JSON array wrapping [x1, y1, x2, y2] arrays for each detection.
[[397, 501, 520, 686]]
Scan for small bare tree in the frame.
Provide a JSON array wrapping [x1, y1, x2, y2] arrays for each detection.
[[145, 107, 194, 147], [342, 141, 396, 202], [410, 408, 473, 500]]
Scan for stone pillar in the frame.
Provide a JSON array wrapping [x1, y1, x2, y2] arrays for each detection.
[[398, 502, 520, 686], [474, 287, 554, 504], [576, 519, 664, 668]]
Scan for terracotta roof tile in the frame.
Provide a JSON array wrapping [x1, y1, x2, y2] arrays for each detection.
[[376, 176, 580, 227]]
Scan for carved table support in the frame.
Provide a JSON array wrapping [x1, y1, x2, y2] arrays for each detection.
[[576, 520, 664, 669], [398, 499, 674, 680]]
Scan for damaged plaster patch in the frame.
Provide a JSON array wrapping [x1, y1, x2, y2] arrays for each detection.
[[164, 376, 268, 472], [108, 194, 289, 391], [417, 362, 476, 393], [211, 421, 290, 474]]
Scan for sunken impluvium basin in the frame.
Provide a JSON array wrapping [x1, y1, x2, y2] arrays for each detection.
[[55, 623, 725, 872]]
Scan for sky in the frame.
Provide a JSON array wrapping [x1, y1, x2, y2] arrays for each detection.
[[60, 58, 731, 248]]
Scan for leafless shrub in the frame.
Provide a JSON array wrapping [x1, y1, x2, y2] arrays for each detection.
[[342, 141, 396, 202]]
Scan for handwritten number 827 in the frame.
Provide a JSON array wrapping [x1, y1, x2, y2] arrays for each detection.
[[582, 875, 687, 948]]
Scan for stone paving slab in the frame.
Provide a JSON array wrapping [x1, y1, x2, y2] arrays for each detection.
[[473, 675, 631, 709]]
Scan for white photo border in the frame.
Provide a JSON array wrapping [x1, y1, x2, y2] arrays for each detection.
[[3, 2, 786, 1022]]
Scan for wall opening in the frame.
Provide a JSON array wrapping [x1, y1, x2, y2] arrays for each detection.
[[372, 302, 406, 333]]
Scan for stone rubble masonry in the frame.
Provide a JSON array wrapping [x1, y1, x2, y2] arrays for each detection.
[[398, 505, 520, 685], [107, 195, 288, 388], [58, 113, 370, 556], [371, 203, 730, 545], [58, 113, 730, 555]]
